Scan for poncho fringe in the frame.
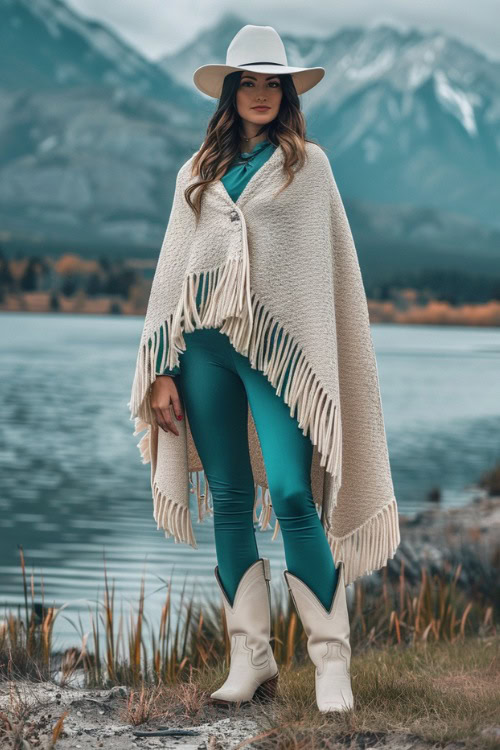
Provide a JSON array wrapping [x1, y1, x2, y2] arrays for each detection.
[[130, 260, 398, 585], [128, 141, 401, 586]]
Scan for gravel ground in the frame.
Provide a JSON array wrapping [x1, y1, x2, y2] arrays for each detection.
[[3, 678, 495, 749]]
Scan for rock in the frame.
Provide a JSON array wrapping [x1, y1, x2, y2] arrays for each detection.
[[481, 725, 500, 739], [107, 685, 129, 699]]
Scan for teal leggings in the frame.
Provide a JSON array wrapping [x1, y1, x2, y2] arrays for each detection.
[[172, 324, 338, 610]]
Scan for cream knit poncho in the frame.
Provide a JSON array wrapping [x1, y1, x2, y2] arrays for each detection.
[[128, 140, 401, 585]]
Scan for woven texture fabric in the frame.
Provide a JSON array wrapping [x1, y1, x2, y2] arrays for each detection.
[[128, 141, 400, 584], [155, 139, 277, 378]]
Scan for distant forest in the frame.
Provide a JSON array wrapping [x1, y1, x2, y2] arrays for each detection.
[[1, 249, 499, 306], [0, 249, 140, 306], [365, 268, 500, 305], [1, 248, 500, 325]]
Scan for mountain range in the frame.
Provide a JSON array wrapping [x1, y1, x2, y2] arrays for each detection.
[[0, 0, 498, 282]]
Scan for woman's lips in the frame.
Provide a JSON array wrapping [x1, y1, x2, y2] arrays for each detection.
[[252, 106, 270, 110]]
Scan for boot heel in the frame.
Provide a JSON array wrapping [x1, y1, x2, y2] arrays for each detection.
[[252, 672, 279, 703]]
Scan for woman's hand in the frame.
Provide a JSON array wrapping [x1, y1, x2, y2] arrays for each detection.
[[150, 376, 184, 436]]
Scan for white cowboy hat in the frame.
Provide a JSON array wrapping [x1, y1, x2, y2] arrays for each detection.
[[193, 24, 325, 99]]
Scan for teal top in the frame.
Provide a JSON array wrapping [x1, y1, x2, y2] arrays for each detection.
[[154, 139, 277, 377]]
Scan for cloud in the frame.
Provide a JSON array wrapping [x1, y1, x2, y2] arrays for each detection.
[[65, 0, 499, 62]]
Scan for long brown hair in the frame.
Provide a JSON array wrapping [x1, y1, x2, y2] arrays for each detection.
[[184, 70, 321, 217]]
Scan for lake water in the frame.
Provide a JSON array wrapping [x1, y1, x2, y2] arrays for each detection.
[[1, 313, 499, 649]]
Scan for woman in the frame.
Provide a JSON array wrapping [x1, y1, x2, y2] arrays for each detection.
[[129, 24, 400, 713]]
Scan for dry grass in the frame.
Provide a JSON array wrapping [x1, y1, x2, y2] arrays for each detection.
[[332, 637, 500, 748], [1, 546, 498, 690], [1, 545, 499, 748], [0, 681, 68, 749], [123, 682, 166, 725], [116, 636, 499, 749]]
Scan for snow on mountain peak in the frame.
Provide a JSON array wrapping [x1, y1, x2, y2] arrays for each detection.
[[433, 70, 479, 136], [345, 48, 396, 81]]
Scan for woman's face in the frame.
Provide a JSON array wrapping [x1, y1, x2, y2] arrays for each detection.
[[235, 71, 283, 129]]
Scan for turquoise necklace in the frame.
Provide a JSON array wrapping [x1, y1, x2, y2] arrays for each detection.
[[233, 139, 271, 167]]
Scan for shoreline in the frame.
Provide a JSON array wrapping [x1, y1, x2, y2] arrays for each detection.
[[383, 490, 500, 585], [2, 294, 500, 326]]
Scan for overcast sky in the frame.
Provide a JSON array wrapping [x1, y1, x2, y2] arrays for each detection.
[[65, 0, 499, 63]]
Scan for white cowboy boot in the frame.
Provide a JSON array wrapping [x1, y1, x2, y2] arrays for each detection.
[[283, 561, 354, 713], [210, 557, 279, 705]]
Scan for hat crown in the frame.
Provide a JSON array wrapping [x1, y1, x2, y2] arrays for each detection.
[[192, 24, 325, 98], [226, 25, 288, 68]]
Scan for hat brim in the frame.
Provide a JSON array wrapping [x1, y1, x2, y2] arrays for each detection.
[[192, 63, 325, 98]]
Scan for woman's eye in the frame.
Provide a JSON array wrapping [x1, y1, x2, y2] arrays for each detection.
[[241, 81, 280, 87]]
